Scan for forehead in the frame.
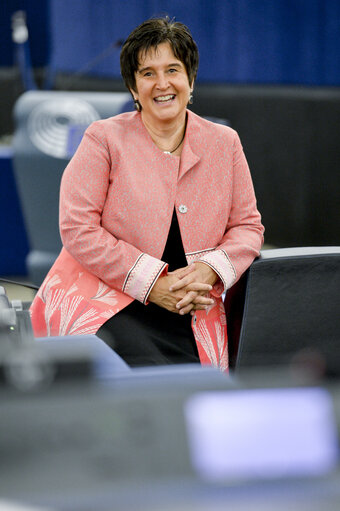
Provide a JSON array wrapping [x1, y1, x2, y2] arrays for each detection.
[[137, 42, 181, 68]]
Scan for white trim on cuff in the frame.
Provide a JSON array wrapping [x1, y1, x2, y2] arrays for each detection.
[[198, 249, 237, 292], [123, 253, 167, 304]]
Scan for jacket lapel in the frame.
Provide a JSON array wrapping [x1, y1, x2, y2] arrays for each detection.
[[178, 110, 201, 180]]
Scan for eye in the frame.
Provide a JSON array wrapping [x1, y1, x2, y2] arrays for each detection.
[[168, 68, 177, 73], [143, 71, 152, 77]]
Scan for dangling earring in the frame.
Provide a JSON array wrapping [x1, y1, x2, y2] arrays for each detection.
[[188, 92, 193, 105], [134, 99, 142, 112]]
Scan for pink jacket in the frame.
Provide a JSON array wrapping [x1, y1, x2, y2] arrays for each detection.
[[30, 109, 264, 370]]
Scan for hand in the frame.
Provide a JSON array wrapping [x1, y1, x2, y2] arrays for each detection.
[[169, 262, 218, 315], [148, 264, 214, 314]]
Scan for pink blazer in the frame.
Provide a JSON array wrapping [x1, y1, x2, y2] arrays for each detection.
[[30, 109, 264, 371]]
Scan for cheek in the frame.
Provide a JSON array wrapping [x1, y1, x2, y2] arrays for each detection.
[[136, 84, 151, 99]]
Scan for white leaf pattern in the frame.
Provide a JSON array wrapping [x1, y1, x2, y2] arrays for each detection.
[[39, 274, 62, 303], [59, 295, 84, 336], [214, 320, 228, 371], [45, 288, 65, 336], [91, 281, 118, 305], [65, 283, 79, 298], [219, 301, 227, 325], [68, 324, 103, 336], [68, 307, 101, 335], [100, 309, 116, 319], [194, 320, 218, 367]]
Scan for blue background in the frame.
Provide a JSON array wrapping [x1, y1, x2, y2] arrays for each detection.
[[1, 0, 340, 86]]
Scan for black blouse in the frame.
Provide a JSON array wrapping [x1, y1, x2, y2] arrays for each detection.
[[96, 210, 199, 367]]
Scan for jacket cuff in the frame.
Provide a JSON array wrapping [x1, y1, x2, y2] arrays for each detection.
[[123, 253, 168, 304], [198, 249, 237, 297]]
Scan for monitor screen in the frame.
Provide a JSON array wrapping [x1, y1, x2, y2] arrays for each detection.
[[185, 387, 338, 482]]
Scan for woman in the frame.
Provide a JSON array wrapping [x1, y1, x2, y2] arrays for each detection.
[[30, 17, 264, 370]]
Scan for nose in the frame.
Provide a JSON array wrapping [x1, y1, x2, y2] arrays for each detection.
[[156, 72, 169, 90]]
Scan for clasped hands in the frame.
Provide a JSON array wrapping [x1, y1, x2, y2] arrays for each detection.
[[148, 262, 218, 315]]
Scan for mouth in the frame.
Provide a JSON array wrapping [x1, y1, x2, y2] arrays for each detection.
[[153, 94, 176, 104]]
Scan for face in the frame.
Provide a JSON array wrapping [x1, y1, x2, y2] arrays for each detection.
[[133, 42, 193, 127]]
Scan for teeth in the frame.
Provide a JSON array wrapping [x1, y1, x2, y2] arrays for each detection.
[[155, 94, 175, 102]]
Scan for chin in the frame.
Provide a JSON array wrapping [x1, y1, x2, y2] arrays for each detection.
[[154, 107, 183, 121]]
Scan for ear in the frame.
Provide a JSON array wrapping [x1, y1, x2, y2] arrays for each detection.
[[129, 88, 138, 100]]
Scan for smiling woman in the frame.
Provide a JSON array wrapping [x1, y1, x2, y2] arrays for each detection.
[[131, 43, 191, 154], [120, 18, 198, 157], [29, 17, 264, 370]]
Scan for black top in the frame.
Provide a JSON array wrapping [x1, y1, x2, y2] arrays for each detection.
[[96, 211, 199, 366], [162, 210, 188, 270]]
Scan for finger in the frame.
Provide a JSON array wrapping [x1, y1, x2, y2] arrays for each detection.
[[194, 303, 212, 310], [184, 282, 213, 293], [178, 303, 195, 315], [169, 276, 192, 292], [176, 291, 199, 310], [176, 292, 214, 311], [189, 303, 211, 315], [169, 273, 211, 292], [179, 301, 212, 315], [192, 295, 215, 305]]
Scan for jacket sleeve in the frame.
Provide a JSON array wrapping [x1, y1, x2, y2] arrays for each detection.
[[59, 122, 167, 304], [197, 131, 264, 296]]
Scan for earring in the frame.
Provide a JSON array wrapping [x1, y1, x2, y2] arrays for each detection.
[[188, 92, 193, 105], [134, 99, 142, 112]]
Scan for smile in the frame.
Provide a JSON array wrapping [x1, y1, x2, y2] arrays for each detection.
[[154, 94, 176, 103]]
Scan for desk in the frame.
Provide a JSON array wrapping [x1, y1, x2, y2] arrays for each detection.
[[0, 361, 339, 511]]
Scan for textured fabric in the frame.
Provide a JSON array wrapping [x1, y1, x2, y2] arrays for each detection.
[[30, 109, 264, 371]]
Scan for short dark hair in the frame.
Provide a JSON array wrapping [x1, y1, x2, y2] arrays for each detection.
[[120, 16, 199, 92]]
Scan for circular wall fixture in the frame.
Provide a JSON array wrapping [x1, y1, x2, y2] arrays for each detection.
[[28, 97, 100, 158]]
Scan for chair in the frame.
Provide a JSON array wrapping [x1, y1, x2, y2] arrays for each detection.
[[225, 247, 340, 376], [12, 90, 132, 285]]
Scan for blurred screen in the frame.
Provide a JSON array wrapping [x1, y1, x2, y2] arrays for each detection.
[[184, 387, 338, 482]]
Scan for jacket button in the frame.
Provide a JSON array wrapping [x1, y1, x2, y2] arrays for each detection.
[[178, 204, 187, 214]]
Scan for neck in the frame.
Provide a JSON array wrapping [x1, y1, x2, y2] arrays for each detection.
[[141, 112, 187, 154]]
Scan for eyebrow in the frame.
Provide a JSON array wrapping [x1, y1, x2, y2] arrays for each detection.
[[137, 62, 183, 74]]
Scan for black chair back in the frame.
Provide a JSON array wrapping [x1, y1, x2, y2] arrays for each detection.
[[226, 247, 340, 377]]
